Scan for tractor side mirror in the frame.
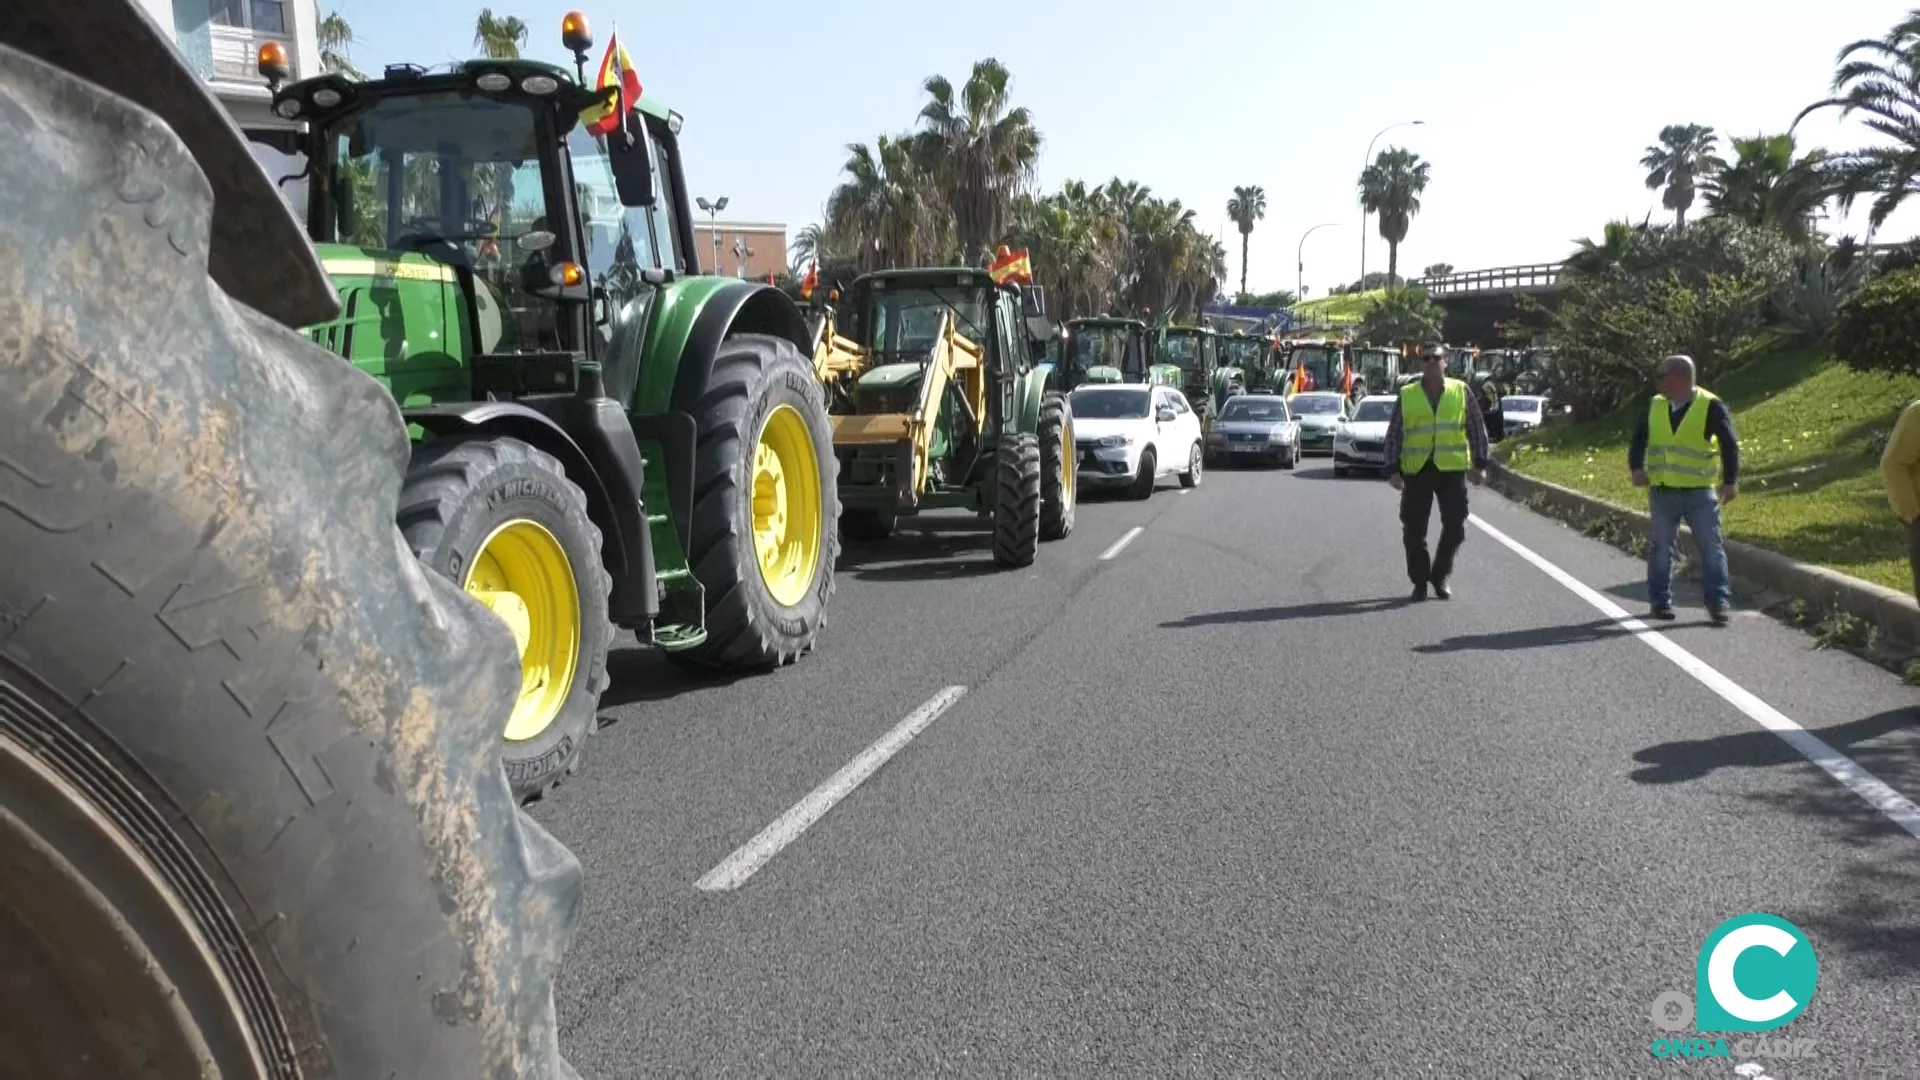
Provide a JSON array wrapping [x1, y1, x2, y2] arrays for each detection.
[[606, 109, 655, 208]]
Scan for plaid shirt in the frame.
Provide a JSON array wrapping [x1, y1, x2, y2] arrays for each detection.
[[1382, 379, 1492, 472]]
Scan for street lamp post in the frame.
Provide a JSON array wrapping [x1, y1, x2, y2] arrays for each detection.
[[696, 194, 728, 273], [1358, 120, 1423, 288], [1297, 222, 1341, 299]]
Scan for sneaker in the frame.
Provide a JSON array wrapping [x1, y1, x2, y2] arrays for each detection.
[[1708, 606, 1730, 627], [1649, 604, 1676, 621]]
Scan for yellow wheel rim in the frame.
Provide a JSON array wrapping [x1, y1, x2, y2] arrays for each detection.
[[1062, 415, 1076, 502], [752, 403, 824, 608], [463, 519, 581, 743]]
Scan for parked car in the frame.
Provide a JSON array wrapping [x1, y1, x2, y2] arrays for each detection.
[[1288, 391, 1351, 455], [1500, 394, 1551, 434], [1205, 393, 1300, 468], [1333, 394, 1397, 477], [1071, 383, 1205, 499]]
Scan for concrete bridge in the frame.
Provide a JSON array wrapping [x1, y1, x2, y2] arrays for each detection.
[[1411, 263, 1565, 345]]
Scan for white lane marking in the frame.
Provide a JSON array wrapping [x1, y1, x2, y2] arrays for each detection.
[[695, 686, 968, 892], [1099, 526, 1145, 561], [1470, 514, 1920, 840]]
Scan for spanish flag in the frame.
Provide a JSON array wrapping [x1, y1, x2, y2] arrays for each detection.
[[988, 246, 1031, 285], [799, 259, 818, 301], [580, 30, 642, 139]]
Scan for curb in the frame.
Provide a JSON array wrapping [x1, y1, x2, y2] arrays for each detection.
[[1486, 460, 1920, 650]]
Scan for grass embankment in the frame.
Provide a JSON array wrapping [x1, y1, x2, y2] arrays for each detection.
[[1503, 341, 1920, 593], [1289, 289, 1381, 328]]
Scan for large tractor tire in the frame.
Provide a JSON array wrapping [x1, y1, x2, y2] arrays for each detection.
[[992, 433, 1043, 568], [1037, 391, 1075, 541], [398, 436, 613, 805], [671, 333, 840, 672], [0, 45, 578, 1080]]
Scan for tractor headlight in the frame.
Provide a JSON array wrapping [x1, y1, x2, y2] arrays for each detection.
[[311, 87, 343, 108], [476, 72, 512, 92], [521, 74, 559, 95]]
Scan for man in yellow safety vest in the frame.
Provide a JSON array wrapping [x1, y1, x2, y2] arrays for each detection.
[[1629, 354, 1739, 625], [1385, 344, 1492, 600]]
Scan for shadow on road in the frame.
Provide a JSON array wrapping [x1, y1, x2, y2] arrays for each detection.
[[1161, 596, 1413, 627], [835, 524, 1004, 582], [1629, 707, 1918, 786], [1633, 706, 1920, 979], [597, 645, 747, 717], [1410, 617, 1712, 653]]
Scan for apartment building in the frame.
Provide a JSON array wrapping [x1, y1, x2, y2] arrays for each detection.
[[690, 221, 789, 281], [138, 0, 321, 132]]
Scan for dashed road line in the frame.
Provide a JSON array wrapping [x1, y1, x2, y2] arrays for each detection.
[[1470, 513, 1920, 840], [695, 686, 969, 892], [1099, 526, 1145, 560]]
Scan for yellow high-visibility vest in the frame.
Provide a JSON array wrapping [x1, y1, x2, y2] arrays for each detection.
[[1645, 388, 1721, 488], [1399, 378, 1470, 473]]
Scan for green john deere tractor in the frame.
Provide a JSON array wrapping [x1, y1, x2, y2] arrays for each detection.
[[1060, 316, 1150, 390], [1216, 330, 1266, 406], [260, 14, 838, 802], [814, 268, 1073, 562], [1150, 323, 1230, 422]]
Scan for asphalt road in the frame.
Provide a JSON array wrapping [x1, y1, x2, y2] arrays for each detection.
[[530, 450, 1920, 1079]]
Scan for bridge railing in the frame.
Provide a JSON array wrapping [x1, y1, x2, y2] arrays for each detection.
[[1416, 263, 1563, 297]]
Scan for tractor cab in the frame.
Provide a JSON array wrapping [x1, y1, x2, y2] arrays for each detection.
[[1216, 331, 1265, 406], [1347, 344, 1400, 401], [1061, 317, 1149, 389], [266, 30, 695, 413], [1152, 324, 1218, 415], [1283, 339, 1349, 398]]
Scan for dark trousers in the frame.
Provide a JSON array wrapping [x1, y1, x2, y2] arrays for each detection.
[[1400, 464, 1470, 586]]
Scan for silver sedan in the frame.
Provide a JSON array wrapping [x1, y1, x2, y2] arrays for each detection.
[[1204, 394, 1300, 469]]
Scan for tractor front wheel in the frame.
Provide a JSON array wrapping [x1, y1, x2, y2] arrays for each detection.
[[673, 333, 840, 672], [992, 433, 1043, 567], [399, 436, 613, 805], [1038, 392, 1075, 541]]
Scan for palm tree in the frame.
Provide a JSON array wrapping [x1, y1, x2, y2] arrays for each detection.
[[1225, 185, 1266, 298], [1640, 124, 1722, 230], [824, 135, 945, 271], [1794, 11, 1920, 233], [473, 9, 528, 59], [1357, 147, 1431, 286], [1703, 134, 1832, 242], [913, 58, 1043, 265], [318, 10, 361, 78], [1361, 285, 1445, 345], [1563, 217, 1660, 280], [1422, 262, 1454, 278]]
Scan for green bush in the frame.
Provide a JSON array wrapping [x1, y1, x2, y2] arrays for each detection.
[[1832, 268, 1920, 377]]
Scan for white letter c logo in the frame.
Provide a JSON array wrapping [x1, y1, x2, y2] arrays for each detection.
[[1708, 923, 1799, 1023]]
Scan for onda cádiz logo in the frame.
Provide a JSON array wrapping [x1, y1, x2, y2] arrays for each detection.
[[1646, 913, 1820, 1062]]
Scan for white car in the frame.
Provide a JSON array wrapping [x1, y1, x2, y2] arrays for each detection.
[[1070, 383, 1205, 499], [1501, 394, 1550, 433], [1288, 391, 1351, 455], [1333, 394, 1397, 477]]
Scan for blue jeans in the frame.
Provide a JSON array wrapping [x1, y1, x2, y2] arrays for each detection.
[[1647, 485, 1730, 609]]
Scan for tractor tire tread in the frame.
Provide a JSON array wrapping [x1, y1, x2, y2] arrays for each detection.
[[993, 433, 1043, 567]]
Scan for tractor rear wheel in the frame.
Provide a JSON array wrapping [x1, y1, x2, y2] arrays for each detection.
[[398, 436, 612, 805], [0, 46, 579, 1078], [992, 433, 1043, 567], [672, 333, 839, 671], [1038, 391, 1075, 541]]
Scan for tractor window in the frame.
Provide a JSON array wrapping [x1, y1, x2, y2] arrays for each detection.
[[1159, 334, 1200, 370], [862, 288, 990, 359], [321, 92, 565, 353], [568, 126, 662, 275], [646, 128, 684, 273], [1069, 327, 1131, 370]]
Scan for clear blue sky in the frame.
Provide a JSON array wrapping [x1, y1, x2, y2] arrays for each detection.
[[327, 0, 1918, 296]]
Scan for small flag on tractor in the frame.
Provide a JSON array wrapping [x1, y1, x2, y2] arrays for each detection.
[[580, 29, 642, 139], [988, 245, 1032, 285], [799, 259, 818, 301]]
